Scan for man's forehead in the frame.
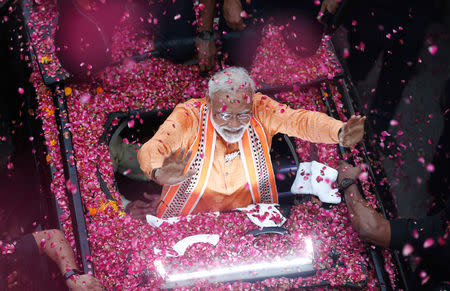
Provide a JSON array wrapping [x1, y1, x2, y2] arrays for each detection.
[[213, 90, 253, 105]]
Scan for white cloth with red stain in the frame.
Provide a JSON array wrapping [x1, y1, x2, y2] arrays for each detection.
[[291, 161, 341, 204], [236, 203, 287, 227], [290, 162, 313, 194]]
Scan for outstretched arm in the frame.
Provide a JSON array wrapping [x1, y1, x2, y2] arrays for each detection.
[[338, 161, 450, 252], [253, 93, 344, 144], [137, 101, 198, 179], [253, 94, 365, 147], [32, 230, 102, 290], [337, 161, 391, 248]]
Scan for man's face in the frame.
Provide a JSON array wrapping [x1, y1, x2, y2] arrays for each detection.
[[209, 90, 253, 144]]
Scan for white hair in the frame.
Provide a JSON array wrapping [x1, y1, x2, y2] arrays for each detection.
[[208, 67, 256, 100]]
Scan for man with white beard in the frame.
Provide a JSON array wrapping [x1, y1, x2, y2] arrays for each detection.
[[137, 67, 365, 218]]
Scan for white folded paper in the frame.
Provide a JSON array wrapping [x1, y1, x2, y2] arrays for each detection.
[[310, 161, 341, 204], [291, 161, 341, 204], [146, 212, 220, 228], [236, 203, 286, 228], [290, 162, 313, 194], [172, 234, 220, 256]]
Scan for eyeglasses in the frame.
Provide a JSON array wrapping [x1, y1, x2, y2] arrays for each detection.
[[216, 112, 251, 123]]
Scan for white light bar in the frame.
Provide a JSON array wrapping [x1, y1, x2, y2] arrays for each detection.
[[155, 238, 316, 289]]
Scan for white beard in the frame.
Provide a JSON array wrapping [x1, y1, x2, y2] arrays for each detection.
[[211, 116, 249, 144]]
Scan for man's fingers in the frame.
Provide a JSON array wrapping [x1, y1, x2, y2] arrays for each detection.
[[353, 116, 366, 130], [175, 148, 187, 162], [134, 202, 152, 209], [197, 48, 206, 72], [346, 115, 365, 128], [178, 148, 186, 157], [165, 149, 181, 165], [8, 273, 19, 288], [165, 150, 177, 163], [184, 168, 198, 180], [347, 115, 358, 125], [208, 56, 215, 70], [329, 1, 339, 14], [228, 20, 245, 31], [358, 116, 367, 125], [130, 210, 150, 220], [320, 1, 327, 13], [8, 281, 18, 289], [183, 150, 192, 164], [320, 0, 339, 15], [135, 208, 151, 216], [311, 196, 323, 206], [177, 148, 192, 163], [7, 271, 18, 282], [318, 1, 328, 22]]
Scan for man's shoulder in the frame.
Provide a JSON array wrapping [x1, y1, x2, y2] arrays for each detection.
[[253, 92, 279, 113], [253, 92, 269, 102], [252, 92, 271, 108]]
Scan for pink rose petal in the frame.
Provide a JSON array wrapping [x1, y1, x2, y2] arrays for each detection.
[[426, 164, 435, 172], [428, 45, 438, 55], [423, 238, 434, 248], [402, 243, 413, 256], [80, 93, 91, 104]]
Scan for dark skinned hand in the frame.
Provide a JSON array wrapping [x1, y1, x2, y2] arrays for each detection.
[[337, 160, 362, 184], [317, 0, 340, 22], [196, 38, 216, 72], [125, 193, 157, 221], [223, 0, 246, 30], [7, 271, 18, 290]]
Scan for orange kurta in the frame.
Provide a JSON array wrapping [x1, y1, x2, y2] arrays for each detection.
[[137, 93, 344, 214]]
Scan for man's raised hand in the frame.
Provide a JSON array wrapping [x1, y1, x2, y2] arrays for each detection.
[[223, 0, 246, 31], [318, 0, 339, 22], [339, 115, 366, 148], [154, 149, 198, 185]]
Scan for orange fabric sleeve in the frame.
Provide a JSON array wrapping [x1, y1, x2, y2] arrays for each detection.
[[137, 99, 205, 178], [252, 93, 344, 144]]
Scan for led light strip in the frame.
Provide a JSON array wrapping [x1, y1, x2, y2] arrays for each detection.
[[155, 238, 315, 288]]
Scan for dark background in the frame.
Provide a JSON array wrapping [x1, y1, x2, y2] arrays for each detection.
[[0, 0, 449, 289]]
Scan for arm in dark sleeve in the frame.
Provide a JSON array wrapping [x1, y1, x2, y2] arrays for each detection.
[[389, 207, 448, 251], [1, 233, 41, 289], [14, 233, 40, 264], [0, 256, 7, 290], [9, 233, 41, 275]]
